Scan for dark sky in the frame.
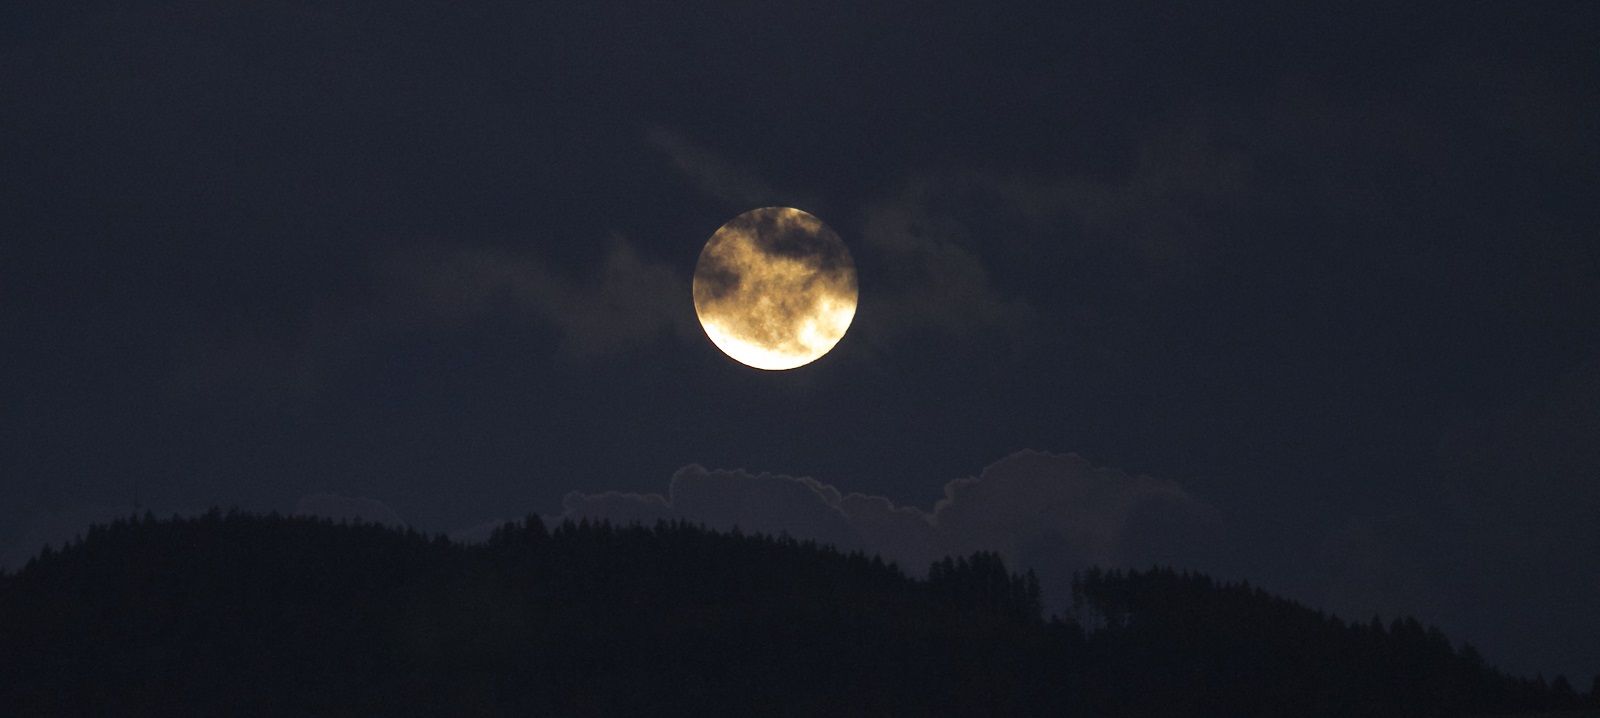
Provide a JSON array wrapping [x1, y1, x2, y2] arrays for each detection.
[[4, 0, 1598, 682]]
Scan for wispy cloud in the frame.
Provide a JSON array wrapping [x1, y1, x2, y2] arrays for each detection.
[[170, 235, 694, 405], [645, 126, 784, 208]]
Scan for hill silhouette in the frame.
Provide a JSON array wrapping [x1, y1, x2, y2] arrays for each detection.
[[0, 511, 1593, 716]]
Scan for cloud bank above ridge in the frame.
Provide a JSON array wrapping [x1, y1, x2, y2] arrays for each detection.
[[559, 450, 1221, 610]]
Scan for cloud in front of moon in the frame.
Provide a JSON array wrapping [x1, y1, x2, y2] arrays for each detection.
[[693, 207, 858, 370]]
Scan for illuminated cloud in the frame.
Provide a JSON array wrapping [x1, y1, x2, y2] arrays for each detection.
[[558, 450, 1221, 610], [564, 465, 862, 552]]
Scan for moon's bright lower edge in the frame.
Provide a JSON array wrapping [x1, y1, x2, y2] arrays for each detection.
[[692, 207, 858, 370]]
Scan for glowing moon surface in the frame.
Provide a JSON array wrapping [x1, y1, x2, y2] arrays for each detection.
[[692, 207, 858, 370]]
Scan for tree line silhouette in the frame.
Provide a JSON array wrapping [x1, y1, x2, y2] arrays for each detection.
[[0, 510, 1593, 715]]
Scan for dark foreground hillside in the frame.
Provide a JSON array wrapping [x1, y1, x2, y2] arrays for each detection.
[[0, 512, 1592, 716]]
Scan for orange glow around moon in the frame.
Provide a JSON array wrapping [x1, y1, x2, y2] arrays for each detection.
[[692, 207, 858, 370]]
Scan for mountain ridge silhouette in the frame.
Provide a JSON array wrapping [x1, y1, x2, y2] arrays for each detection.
[[1, 510, 1593, 716]]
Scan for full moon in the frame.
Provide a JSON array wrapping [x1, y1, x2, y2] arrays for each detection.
[[692, 207, 858, 370]]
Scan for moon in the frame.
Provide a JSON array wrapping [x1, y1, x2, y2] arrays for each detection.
[[692, 207, 858, 370]]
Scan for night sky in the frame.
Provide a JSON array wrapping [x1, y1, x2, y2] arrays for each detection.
[[4, 1, 1598, 682]]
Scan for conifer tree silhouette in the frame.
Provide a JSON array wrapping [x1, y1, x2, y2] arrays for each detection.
[[0, 513, 1578, 716]]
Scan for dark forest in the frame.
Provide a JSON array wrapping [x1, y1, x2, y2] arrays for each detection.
[[1, 512, 1593, 716]]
